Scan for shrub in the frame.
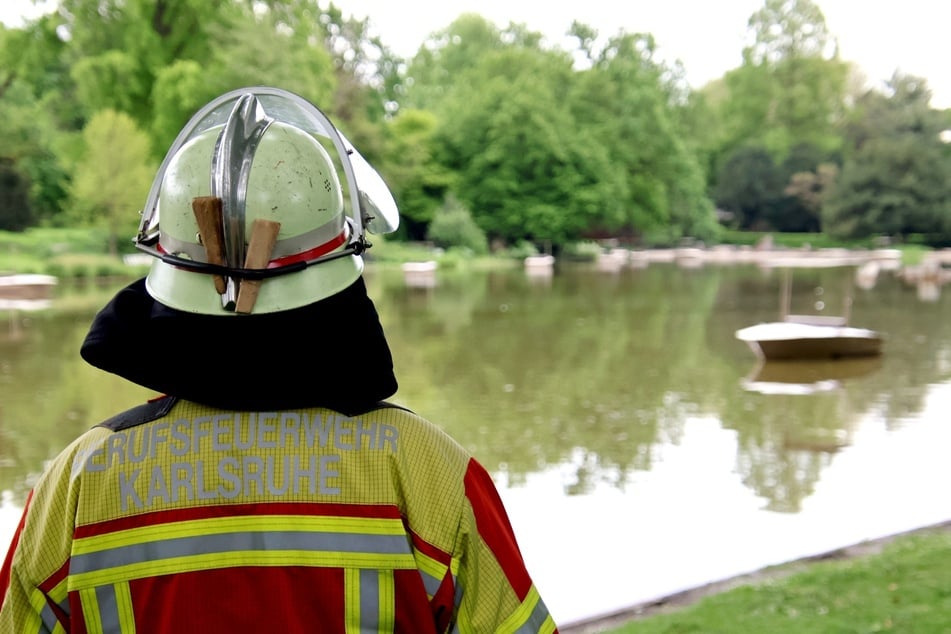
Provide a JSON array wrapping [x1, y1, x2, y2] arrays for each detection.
[[561, 241, 603, 262], [502, 240, 539, 259], [426, 196, 488, 255]]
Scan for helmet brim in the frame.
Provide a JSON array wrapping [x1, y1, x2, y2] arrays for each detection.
[[146, 252, 364, 315]]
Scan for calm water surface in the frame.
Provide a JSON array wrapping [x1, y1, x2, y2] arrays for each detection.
[[2, 262, 950, 625]]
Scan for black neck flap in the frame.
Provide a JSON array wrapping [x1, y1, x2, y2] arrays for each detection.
[[80, 276, 398, 413]]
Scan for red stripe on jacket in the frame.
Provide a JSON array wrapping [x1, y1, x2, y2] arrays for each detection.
[[74, 501, 403, 538], [463, 458, 532, 599], [0, 490, 32, 603]]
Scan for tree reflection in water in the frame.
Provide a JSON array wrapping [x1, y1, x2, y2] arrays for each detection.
[[1, 263, 950, 516]]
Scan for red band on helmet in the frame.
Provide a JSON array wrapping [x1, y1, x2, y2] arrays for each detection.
[[267, 229, 349, 268], [156, 228, 350, 270]]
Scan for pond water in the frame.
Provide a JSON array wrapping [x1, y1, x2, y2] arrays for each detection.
[[1, 261, 950, 626]]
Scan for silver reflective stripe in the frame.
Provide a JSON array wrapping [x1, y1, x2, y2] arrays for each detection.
[[158, 233, 205, 261], [359, 569, 379, 628], [71, 530, 411, 575], [515, 586, 554, 634], [419, 568, 442, 597], [57, 596, 71, 621], [38, 601, 59, 633], [514, 596, 554, 634], [95, 584, 120, 633]]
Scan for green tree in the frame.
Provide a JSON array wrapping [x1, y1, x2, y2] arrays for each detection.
[[1, 16, 71, 112], [380, 108, 454, 240], [147, 3, 340, 153], [715, 0, 849, 163], [784, 162, 837, 232], [69, 110, 154, 255], [402, 13, 540, 112], [208, 8, 337, 105], [149, 59, 217, 152], [569, 30, 717, 243], [435, 45, 623, 247], [241, 0, 384, 146], [716, 141, 836, 233], [0, 75, 39, 230], [717, 63, 775, 158], [52, 0, 368, 159], [71, 50, 148, 116], [764, 143, 841, 233], [57, 0, 233, 126], [714, 145, 785, 230], [2, 0, 382, 230], [745, 0, 836, 64], [776, 142, 839, 232], [0, 26, 16, 99], [0, 159, 33, 231], [425, 194, 488, 254], [824, 74, 951, 242], [0, 22, 72, 225], [669, 87, 723, 187], [744, 0, 847, 142]]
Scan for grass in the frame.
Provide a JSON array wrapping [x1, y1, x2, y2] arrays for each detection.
[[366, 235, 524, 271], [584, 525, 951, 634], [892, 245, 930, 266], [0, 227, 147, 279]]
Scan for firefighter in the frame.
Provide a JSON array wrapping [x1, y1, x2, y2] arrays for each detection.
[[0, 87, 557, 633]]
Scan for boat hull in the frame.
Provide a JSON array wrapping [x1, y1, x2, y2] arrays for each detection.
[[0, 274, 58, 306], [736, 322, 883, 360]]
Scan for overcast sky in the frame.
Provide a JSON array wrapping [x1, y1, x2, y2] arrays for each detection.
[[2, 0, 949, 108]]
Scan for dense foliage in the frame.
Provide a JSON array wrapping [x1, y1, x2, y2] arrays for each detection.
[[0, 0, 949, 251]]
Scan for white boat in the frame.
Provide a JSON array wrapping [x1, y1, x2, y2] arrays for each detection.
[[737, 318, 883, 361], [524, 254, 554, 268], [0, 274, 58, 310], [401, 260, 437, 288], [736, 263, 883, 361], [0, 274, 57, 299], [524, 254, 554, 277]]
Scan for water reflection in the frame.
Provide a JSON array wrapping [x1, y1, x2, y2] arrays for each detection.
[[741, 357, 883, 395], [2, 264, 951, 624]]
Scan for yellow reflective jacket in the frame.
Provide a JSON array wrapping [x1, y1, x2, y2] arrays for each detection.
[[0, 397, 557, 633]]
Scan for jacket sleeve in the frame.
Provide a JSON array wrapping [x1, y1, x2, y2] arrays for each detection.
[[0, 491, 58, 633], [452, 458, 557, 633], [0, 438, 84, 633], [0, 490, 29, 603]]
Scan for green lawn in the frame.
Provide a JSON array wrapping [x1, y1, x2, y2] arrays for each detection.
[[584, 526, 951, 634]]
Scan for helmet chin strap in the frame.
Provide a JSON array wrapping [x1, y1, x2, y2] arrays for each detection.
[[139, 238, 366, 281]]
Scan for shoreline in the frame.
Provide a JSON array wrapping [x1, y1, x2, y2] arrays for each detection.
[[559, 519, 951, 633]]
